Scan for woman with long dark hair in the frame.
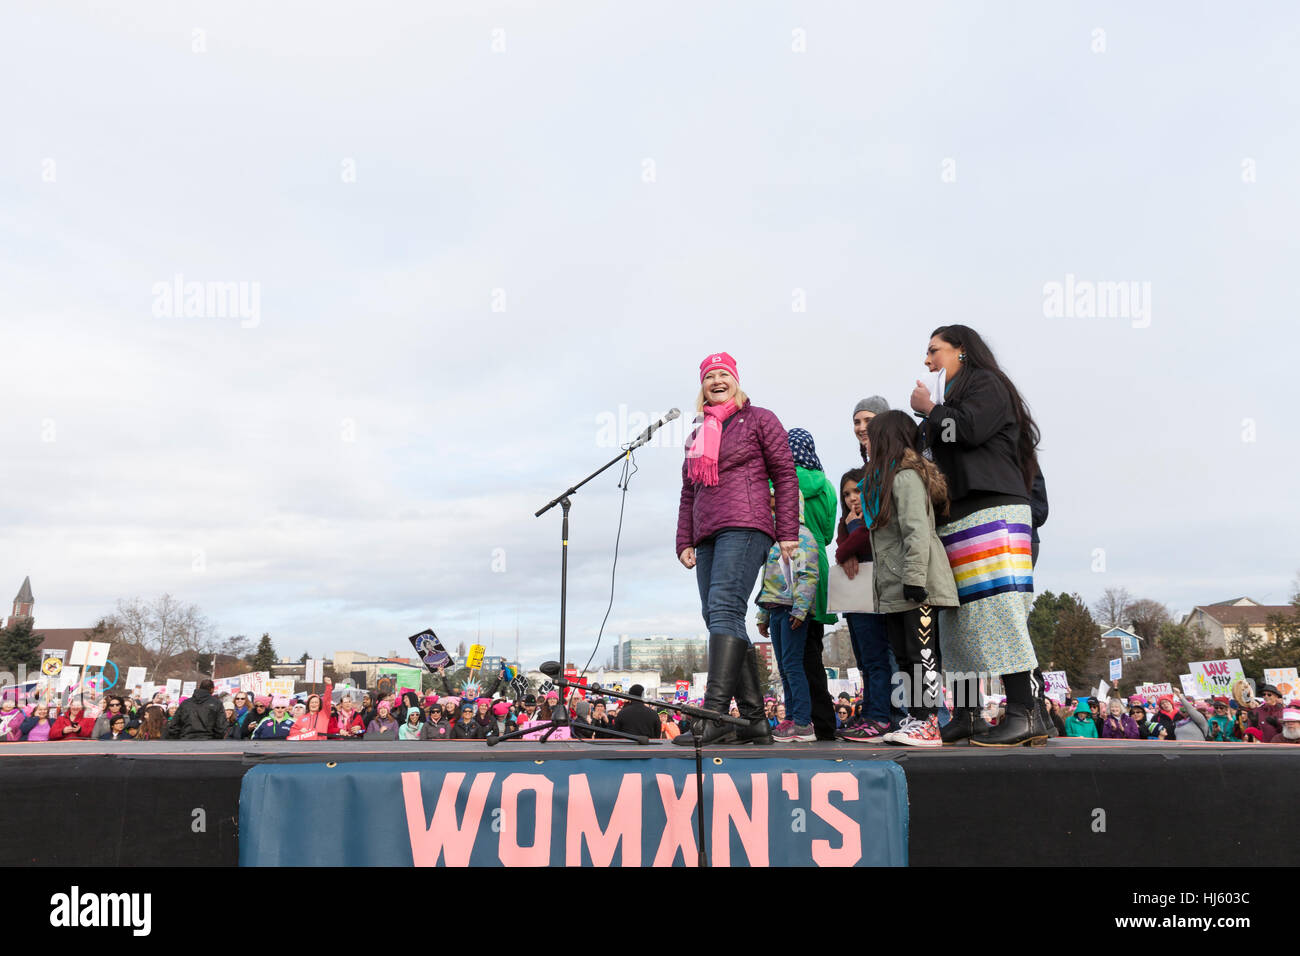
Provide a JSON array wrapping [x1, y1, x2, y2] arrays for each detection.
[[911, 325, 1046, 747], [674, 352, 798, 746]]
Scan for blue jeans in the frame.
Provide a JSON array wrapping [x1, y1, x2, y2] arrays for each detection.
[[693, 529, 771, 643], [766, 606, 810, 726], [846, 612, 899, 725]]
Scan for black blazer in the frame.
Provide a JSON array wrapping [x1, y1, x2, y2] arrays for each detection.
[[924, 368, 1030, 508]]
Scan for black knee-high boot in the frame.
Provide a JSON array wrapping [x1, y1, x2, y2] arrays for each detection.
[[672, 633, 749, 746]]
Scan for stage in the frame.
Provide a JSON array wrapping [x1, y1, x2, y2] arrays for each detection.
[[1, 738, 1294, 866]]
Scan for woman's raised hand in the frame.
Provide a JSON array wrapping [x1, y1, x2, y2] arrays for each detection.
[[910, 380, 934, 414]]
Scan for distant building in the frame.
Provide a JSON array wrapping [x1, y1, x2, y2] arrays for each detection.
[[1101, 626, 1143, 662], [481, 655, 521, 675], [7, 576, 99, 660], [1183, 597, 1299, 652], [614, 634, 707, 670]]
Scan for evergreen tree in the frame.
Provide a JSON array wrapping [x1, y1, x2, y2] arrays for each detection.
[[1154, 620, 1214, 675], [251, 633, 277, 677], [0, 618, 43, 676], [1027, 591, 1063, 666], [1052, 593, 1102, 690]]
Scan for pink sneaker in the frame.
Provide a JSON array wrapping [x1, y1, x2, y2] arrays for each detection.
[[883, 715, 941, 748]]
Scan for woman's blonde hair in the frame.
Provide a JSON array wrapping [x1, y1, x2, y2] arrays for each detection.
[[694, 385, 750, 414]]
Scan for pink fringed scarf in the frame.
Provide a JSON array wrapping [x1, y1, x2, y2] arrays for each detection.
[[685, 399, 738, 486]]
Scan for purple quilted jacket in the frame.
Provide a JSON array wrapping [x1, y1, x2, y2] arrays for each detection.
[[676, 402, 799, 555]]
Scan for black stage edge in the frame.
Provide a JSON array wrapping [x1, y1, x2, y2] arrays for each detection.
[[1, 739, 1295, 867]]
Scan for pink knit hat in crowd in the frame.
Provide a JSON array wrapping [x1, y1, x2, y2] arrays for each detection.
[[492, 700, 510, 717], [699, 352, 739, 383]]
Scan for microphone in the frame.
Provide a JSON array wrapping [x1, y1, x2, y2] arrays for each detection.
[[627, 408, 680, 447], [539, 661, 561, 678]]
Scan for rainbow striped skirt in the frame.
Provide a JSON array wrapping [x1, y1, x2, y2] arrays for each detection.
[[936, 503, 1038, 677]]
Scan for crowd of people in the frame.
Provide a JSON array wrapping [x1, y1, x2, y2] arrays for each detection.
[[0, 676, 703, 743], [1052, 683, 1299, 743], [3, 673, 1297, 745]]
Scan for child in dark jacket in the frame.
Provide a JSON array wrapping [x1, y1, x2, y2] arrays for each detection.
[[835, 467, 896, 743]]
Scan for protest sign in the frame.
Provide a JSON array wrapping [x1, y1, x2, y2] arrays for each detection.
[[69, 642, 90, 666], [466, 644, 486, 671], [302, 659, 324, 684], [827, 679, 857, 699], [40, 650, 66, 678], [181, 681, 196, 698], [58, 666, 81, 693], [408, 629, 454, 671], [125, 666, 147, 689], [675, 680, 688, 701], [214, 677, 240, 695], [265, 678, 296, 698], [239, 672, 271, 696], [1096, 680, 1111, 700], [1108, 658, 1122, 682], [1134, 682, 1172, 700], [388, 665, 424, 695], [1189, 659, 1245, 698], [1264, 668, 1298, 697], [165, 678, 182, 700], [1042, 671, 1069, 703], [140, 682, 157, 701], [85, 642, 111, 668]]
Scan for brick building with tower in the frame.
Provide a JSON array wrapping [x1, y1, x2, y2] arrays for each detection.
[[7, 576, 100, 658]]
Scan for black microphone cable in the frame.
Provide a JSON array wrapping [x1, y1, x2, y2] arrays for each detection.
[[575, 445, 638, 684]]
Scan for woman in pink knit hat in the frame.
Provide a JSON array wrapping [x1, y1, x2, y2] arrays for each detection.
[[674, 352, 799, 747]]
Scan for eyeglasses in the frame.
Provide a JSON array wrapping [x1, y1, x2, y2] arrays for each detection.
[[234, 696, 247, 701]]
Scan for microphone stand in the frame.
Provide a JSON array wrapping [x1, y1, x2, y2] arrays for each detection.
[[531, 411, 678, 702], [486, 670, 648, 746], [586, 679, 746, 867]]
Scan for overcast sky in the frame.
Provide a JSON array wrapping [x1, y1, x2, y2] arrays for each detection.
[[2, 1, 1296, 669]]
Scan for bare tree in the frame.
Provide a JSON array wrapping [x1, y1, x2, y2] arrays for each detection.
[[108, 595, 217, 680], [1092, 587, 1133, 630]]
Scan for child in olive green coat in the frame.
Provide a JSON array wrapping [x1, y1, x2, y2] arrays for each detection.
[[860, 411, 957, 747]]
